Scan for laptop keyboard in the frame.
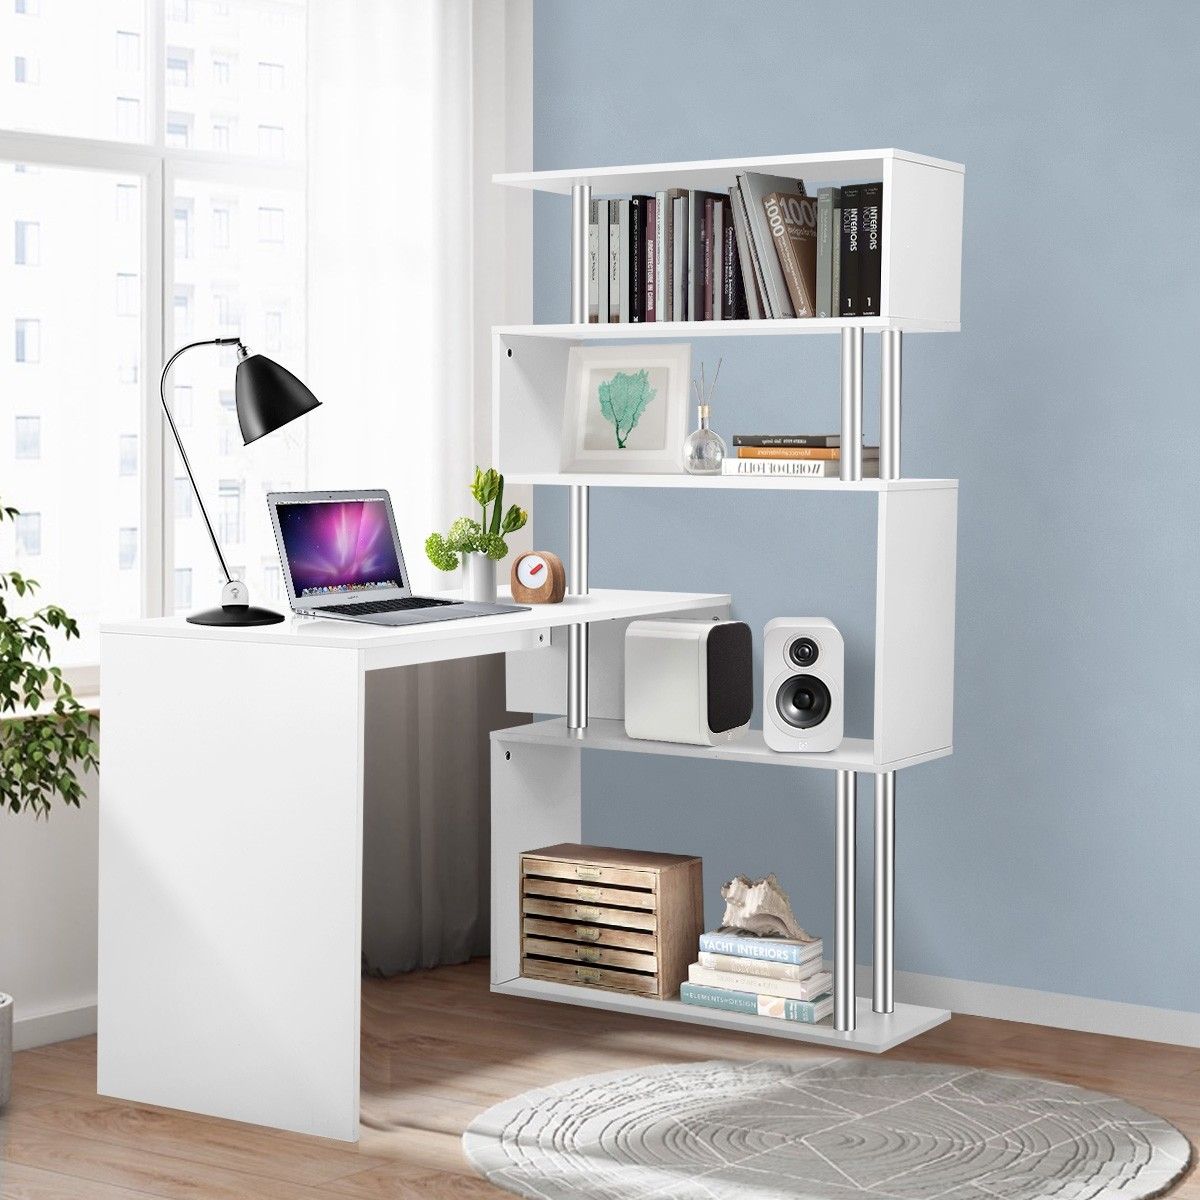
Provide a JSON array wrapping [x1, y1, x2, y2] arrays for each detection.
[[322, 596, 460, 616]]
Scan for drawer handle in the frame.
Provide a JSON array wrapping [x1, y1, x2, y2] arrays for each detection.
[[575, 967, 601, 983], [578, 947, 600, 963], [575, 885, 602, 901], [576, 927, 600, 942], [574, 906, 602, 921], [575, 866, 602, 880]]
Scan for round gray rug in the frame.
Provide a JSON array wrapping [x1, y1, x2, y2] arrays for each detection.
[[463, 1058, 1191, 1200]]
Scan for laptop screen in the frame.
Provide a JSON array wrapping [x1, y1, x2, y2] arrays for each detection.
[[275, 498, 404, 599]]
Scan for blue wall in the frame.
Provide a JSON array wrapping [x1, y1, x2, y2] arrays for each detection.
[[531, 1, 1200, 1012]]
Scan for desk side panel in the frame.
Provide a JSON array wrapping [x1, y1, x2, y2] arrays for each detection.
[[98, 633, 364, 1141]]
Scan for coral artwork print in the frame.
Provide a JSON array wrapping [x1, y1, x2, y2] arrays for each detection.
[[598, 369, 656, 449]]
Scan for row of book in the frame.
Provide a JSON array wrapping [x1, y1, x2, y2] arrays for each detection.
[[680, 929, 833, 1024], [587, 174, 884, 325], [721, 432, 881, 478]]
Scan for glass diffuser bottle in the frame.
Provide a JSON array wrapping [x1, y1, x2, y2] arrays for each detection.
[[682, 358, 727, 475]]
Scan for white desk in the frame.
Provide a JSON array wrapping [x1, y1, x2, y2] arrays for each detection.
[[97, 589, 728, 1142]]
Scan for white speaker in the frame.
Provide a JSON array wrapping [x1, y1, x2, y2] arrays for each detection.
[[763, 618, 844, 753], [625, 618, 753, 746]]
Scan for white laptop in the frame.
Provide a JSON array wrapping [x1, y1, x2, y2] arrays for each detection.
[[267, 489, 527, 626]]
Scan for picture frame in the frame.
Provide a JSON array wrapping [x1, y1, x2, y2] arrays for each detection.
[[561, 343, 691, 474]]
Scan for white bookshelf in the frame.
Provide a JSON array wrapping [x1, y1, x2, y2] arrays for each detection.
[[488, 149, 964, 1050]]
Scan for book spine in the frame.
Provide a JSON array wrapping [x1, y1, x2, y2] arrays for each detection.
[[737, 446, 879, 460], [630, 196, 646, 323], [722, 459, 879, 477], [722, 206, 739, 320], [688, 964, 834, 1001], [697, 932, 822, 964], [831, 188, 842, 317], [672, 196, 686, 321], [680, 983, 832, 1024], [729, 186, 763, 320], [608, 206, 621, 321], [710, 199, 725, 319], [816, 187, 835, 318], [702, 197, 714, 321], [654, 189, 667, 322], [764, 192, 809, 318], [739, 172, 795, 318], [617, 201, 631, 323], [687, 191, 703, 321], [732, 434, 841, 447], [859, 181, 882, 316], [588, 200, 599, 322], [645, 197, 656, 322], [595, 200, 609, 325], [839, 184, 862, 317], [697, 951, 825, 982]]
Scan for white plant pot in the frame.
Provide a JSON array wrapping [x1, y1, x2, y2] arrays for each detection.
[[0, 992, 11, 1110], [462, 553, 497, 604]]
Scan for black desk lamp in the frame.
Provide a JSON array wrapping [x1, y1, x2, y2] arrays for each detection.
[[160, 337, 321, 626]]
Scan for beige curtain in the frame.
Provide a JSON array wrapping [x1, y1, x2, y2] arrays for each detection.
[[306, 0, 530, 972]]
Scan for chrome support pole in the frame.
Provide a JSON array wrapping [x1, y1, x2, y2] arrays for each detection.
[[873, 772, 895, 1013], [570, 183, 590, 324], [880, 329, 902, 480], [835, 770, 857, 1032], [567, 484, 590, 733], [839, 328, 864, 482]]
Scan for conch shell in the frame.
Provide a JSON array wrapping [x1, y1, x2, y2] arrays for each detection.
[[718, 873, 815, 941]]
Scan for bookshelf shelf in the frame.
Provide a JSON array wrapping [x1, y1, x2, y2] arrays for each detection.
[[490, 145, 965, 1049], [494, 719, 952, 776]]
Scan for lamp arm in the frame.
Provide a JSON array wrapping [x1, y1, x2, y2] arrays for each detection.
[[159, 337, 245, 588]]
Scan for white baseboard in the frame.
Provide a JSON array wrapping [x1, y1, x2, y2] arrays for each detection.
[[854, 965, 1200, 1049], [13, 1002, 97, 1051]]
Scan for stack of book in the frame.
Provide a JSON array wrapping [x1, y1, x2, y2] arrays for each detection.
[[679, 929, 833, 1024], [722, 434, 881, 478], [587, 174, 883, 324]]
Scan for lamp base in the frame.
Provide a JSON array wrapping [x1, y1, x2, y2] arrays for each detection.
[[186, 604, 286, 627]]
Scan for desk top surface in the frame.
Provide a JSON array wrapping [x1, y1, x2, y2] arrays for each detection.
[[101, 588, 732, 652]]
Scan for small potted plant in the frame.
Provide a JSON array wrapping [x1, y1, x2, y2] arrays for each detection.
[[0, 497, 99, 1110], [425, 467, 528, 603]]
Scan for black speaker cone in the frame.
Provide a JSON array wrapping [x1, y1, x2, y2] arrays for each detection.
[[788, 636, 819, 668], [775, 673, 832, 729]]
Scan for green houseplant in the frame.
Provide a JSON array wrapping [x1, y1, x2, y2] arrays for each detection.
[[0, 496, 99, 1109], [425, 468, 528, 603]]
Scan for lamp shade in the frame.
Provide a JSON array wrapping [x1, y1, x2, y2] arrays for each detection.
[[235, 353, 321, 446]]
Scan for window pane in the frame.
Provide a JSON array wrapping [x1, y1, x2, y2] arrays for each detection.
[[14, 219, 39, 265], [169, 176, 306, 617], [0, 2, 149, 141], [0, 163, 143, 667], [164, 0, 306, 158]]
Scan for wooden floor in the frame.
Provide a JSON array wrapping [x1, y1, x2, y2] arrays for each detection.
[[1, 959, 1195, 1198]]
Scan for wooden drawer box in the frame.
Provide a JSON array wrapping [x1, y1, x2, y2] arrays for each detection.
[[520, 844, 703, 999]]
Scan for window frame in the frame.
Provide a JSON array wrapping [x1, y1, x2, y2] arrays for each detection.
[[0, 1, 306, 678]]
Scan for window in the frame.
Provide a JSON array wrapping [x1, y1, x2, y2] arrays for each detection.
[[15, 0, 40, 13], [265, 310, 282, 351], [258, 61, 284, 91], [166, 49, 191, 88], [174, 202, 192, 258], [168, 0, 190, 22], [118, 435, 138, 477], [173, 286, 192, 337], [212, 204, 231, 249], [263, 563, 281, 601], [217, 480, 243, 544], [116, 183, 138, 222], [166, 113, 191, 148], [116, 272, 139, 316], [174, 477, 192, 517], [116, 97, 141, 140], [212, 121, 230, 152], [15, 416, 40, 460], [258, 125, 284, 158], [173, 568, 192, 611], [214, 288, 238, 330], [15, 512, 41, 556], [213, 57, 232, 87], [14, 220, 39, 265], [14, 56, 38, 85], [118, 527, 138, 569], [258, 206, 284, 242], [173, 384, 193, 425], [15, 318, 40, 362], [218, 388, 235, 411], [116, 31, 140, 71]]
